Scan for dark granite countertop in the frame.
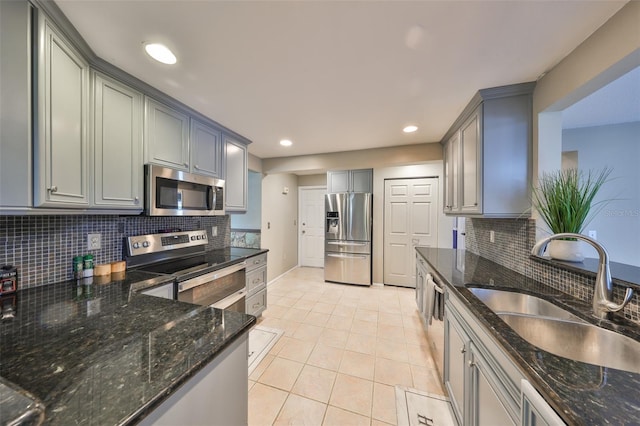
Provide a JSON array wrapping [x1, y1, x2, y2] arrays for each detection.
[[0, 269, 256, 425], [416, 247, 640, 426]]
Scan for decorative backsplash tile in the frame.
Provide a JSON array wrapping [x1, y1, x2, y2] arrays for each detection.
[[466, 217, 640, 324], [0, 215, 230, 289], [230, 230, 261, 249]]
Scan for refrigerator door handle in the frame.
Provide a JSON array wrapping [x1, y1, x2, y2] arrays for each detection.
[[327, 253, 369, 259], [327, 241, 367, 246]]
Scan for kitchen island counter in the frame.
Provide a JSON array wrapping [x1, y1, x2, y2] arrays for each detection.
[[416, 247, 640, 425], [0, 270, 255, 425]]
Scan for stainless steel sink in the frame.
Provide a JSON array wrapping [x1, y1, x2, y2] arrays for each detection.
[[499, 313, 640, 374], [468, 288, 583, 322], [468, 288, 640, 374]]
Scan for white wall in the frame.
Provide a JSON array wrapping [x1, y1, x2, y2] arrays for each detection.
[[562, 122, 640, 266], [261, 173, 299, 281], [230, 171, 262, 230]]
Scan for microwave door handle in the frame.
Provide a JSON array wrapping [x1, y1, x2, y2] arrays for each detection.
[[207, 186, 215, 210]]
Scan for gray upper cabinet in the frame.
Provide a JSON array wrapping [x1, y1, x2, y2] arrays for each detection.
[[190, 118, 223, 178], [91, 71, 143, 209], [224, 135, 248, 212], [144, 97, 190, 171], [34, 11, 90, 207], [0, 0, 32, 209], [442, 82, 535, 217], [327, 169, 373, 193]]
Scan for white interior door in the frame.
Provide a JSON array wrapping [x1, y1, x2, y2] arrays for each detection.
[[384, 178, 438, 287], [299, 187, 326, 267]]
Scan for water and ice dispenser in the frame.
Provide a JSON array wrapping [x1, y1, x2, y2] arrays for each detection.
[[326, 211, 340, 235]]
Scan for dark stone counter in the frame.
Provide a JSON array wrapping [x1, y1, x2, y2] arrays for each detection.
[[0, 270, 256, 425], [416, 247, 640, 426]]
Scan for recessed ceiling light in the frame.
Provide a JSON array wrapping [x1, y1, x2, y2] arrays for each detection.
[[280, 139, 293, 147], [144, 43, 177, 65], [403, 125, 418, 133]]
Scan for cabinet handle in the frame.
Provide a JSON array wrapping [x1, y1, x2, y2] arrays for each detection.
[[468, 360, 476, 368], [184, 163, 189, 168], [460, 347, 466, 354], [134, 197, 139, 204], [194, 165, 200, 170], [253, 278, 261, 284], [474, 203, 478, 206], [49, 186, 58, 193], [253, 303, 261, 309]]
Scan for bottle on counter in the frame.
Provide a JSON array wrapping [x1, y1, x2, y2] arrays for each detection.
[[73, 256, 84, 280], [83, 254, 94, 277]]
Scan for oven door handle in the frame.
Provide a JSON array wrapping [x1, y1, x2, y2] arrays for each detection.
[[210, 289, 246, 310], [178, 261, 247, 293]]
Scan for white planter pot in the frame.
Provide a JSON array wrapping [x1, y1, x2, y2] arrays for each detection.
[[547, 239, 584, 262]]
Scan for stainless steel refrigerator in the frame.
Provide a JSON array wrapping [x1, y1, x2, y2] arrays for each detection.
[[324, 192, 372, 286]]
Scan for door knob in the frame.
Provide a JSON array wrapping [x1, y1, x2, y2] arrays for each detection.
[[302, 230, 306, 234]]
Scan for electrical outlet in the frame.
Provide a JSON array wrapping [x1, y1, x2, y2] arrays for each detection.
[[588, 230, 597, 240], [489, 230, 495, 243], [87, 233, 101, 250], [211, 226, 218, 237]]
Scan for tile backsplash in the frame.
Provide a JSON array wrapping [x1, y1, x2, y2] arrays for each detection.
[[230, 230, 261, 249], [0, 215, 230, 289], [465, 217, 640, 324]]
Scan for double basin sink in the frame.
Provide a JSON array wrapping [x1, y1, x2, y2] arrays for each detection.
[[468, 288, 640, 374]]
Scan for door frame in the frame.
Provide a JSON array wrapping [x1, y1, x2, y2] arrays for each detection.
[[298, 185, 327, 267]]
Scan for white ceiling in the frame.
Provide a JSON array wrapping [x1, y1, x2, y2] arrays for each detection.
[[55, 0, 627, 159]]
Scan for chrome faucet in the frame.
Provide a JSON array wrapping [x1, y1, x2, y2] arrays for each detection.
[[531, 233, 634, 319]]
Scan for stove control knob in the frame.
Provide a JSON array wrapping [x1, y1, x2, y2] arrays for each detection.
[[196, 235, 201, 240], [191, 236, 196, 241], [142, 241, 150, 248], [133, 242, 140, 249], [202, 234, 207, 240]]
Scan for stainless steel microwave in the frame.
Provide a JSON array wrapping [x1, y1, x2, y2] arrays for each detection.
[[144, 164, 225, 216]]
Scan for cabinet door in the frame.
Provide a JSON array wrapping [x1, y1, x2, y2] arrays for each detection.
[[460, 108, 482, 213], [351, 169, 373, 193], [327, 170, 350, 193], [92, 72, 143, 209], [444, 309, 469, 425], [34, 14, 90, 207], [144, 97, 189, 171], [224, 135, 248, 211], [444, 132, 460, 213], [190, 118, 222, 178], [472, 346, 516, 426]]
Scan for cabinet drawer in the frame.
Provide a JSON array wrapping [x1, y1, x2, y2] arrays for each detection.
[[246, 253, 267, 272], [246, 266, 266, 295], [246, 289, 266, 316]]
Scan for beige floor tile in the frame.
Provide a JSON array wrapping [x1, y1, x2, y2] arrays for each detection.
[[339, 350, 375, 380], [262, 304, 289, 319], [329, 373, 374, 417], [378, 301, 402, 314], [333, 305, 357, 318], [358, 299, 380, 311], [351, 319, 378, 336], [249, 354, 275, 381], [378, 324, 405, 343], [402, 313, 424, 330], [345, 332, 377, 355], [323, 406, 370, 426], [273, 296, 299, 308], [249, 380, 255, 392], [404, 325, 429, 346], [287, 290, 305, 299], [318, 328, 349, 349], [312, 302, 336, 315], [277, 337, 315, 363], [258, 357, 305, 391], [301, 291, 323, 302], [248, 382, 289, 426], [325, 314, 354, 331], [371, 419, 395, 426], [273, 394, 327, 426], [376, 339, 409, 363], [412, 367, 446, 396], [374, 357, 413, 387], [378, 312, 403, 327], [354, 308, 379, 323], [372, 382, 397, 425], [293, 298, 317, 311], [293, 323, 324, 342], [406, 343, 437, 369], [307, 344, 344, 371], [291, 365, 337, 403], [304, 311, 331, 327], [282, 307, 311, 323], [268, 336, 291, 356]]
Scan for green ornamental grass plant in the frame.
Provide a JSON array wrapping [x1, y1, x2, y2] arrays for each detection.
[[532, 167, 613, 238]]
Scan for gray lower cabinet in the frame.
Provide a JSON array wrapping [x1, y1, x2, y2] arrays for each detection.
[[144, 97, 190, 171], [521, 379, 566, 426], [190, 118, 223, 178], [34, 11, 90, 207], [91, 71, 143, 209], [246, 253, 267, 316], [224, 135, 248, 212], [139, 333, 249, 426], [445, 290, 524, 425]]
